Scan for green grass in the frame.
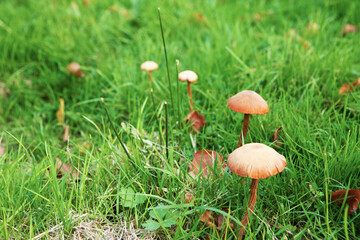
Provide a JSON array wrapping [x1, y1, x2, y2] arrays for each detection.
[[0, 0, 360, 239]]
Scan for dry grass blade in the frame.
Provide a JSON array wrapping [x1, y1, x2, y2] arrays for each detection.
[[63, 125, 70, 142], [56, 98, 65, 125], [32, 213, 154, 240]]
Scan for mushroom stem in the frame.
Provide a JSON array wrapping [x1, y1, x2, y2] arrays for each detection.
[[236, 114, 250, 148], [238, 178, 258, 240], [187, 81, 194, 111], [148, 71, 153, 87]]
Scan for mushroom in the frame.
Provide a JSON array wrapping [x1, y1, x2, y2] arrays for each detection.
[[227, 143, 286, 239], [141, 61, 158, 87], [227, 90, 268, 148], [178, 70, 198, 111], [66, 62, 84, 78]]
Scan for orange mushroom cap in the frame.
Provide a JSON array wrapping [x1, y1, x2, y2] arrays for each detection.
[[227, 90, 269, 115], [179, 70, 198, 83], [66, 62, 81, 73], [141, 61, 158, 72], [227, 143, 286, 179]]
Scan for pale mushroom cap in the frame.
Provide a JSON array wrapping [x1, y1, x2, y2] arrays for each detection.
[[227, 143, 286, 179], [141, 61, 158, 72], [227, 90, 269, 114], [66, 62, 81, 73], [179, 70, 198, 83]]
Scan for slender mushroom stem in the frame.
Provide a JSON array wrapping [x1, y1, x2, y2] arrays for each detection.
[[236, 114, 250, 148], [148, 71, 152, 88], [187, 81, 194, 111], [238, 178, 258, 240]]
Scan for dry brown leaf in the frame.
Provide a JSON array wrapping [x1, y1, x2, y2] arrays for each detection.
[[0, 146, 5, 156], [56, 98, 65, 125], [53, 157, 80, 179], [200, 210, 217, 228], [188, 149, 226, 179], [272, 126, 283, 147], [217, 208, 234, 230], [342, 24, 358, 36], [191, 13, 208, 26], [185, 192, 195, 203], [0, 82, 10, 98], [331, 189, 360, 215], [339, 78, 360, 94], [63, 125, 70, 142], [185, 110, 206, 133], [66, 62, 84, 78], [302, 40, 312, 50]]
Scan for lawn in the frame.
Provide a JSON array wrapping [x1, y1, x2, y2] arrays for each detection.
[[0, 0, 360, 239]]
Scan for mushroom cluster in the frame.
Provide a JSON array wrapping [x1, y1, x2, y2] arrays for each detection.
[[138, 60, 287, 239]]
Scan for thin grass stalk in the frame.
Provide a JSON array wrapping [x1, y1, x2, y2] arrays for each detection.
[[176, 59, 181, 126], [101, 98, 132, 161], [158, 8, 174, 116], [164, 101, 169, 159]]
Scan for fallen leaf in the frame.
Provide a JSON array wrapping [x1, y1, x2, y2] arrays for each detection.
[[188, 149, 226, 179], [192, 13, 208, 26], [185, 110, 206, 133], [52, 157, 80, 179], [63, 125, 70, 142], [217, 208, 234, 230], [339, 78, 360, 94], [200, 210, 217, 228], [108, 5, 132, 19], [252, 11, 274, 22], [0, 146, 5, 156], [342, 24, 358, 36], [272, 126, 283, 147], [66, 62, 84, 78], [82, 0, 90, 5], [0, 82, 10, 98], [253, 13, 261, 21], [56, 98, 65, 125], [302, 40, 312, 50], [185, 192, 195, 203], [331, 189, 360, 215]]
